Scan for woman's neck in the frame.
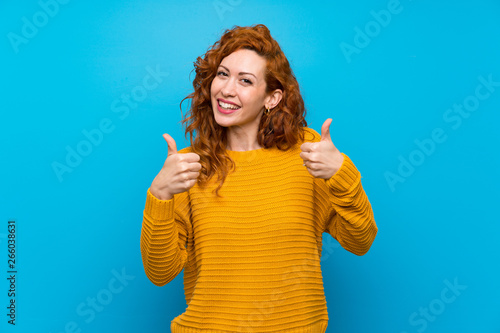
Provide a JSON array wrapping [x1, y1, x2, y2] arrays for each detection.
[[226, 126, 261, 151]]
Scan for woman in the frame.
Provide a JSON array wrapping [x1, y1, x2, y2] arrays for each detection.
[[140, 24, 377, 333]]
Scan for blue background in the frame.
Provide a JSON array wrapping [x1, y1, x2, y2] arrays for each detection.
[[1, 0, 499, 332]]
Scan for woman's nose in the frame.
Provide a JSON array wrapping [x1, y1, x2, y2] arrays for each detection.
[[221, 79, 236, 96]]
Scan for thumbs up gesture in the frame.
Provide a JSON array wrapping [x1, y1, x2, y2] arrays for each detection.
[[300, 119, 344, 179], [150, 133, 202, 200]]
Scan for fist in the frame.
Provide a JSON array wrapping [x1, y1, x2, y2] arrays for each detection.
[[300, 118, 344, 179], [150, 133, 202, 200]]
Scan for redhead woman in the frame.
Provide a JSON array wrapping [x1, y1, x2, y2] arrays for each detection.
[[140, 24, 378, 333]]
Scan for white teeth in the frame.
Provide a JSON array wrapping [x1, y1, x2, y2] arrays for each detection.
[[219, 101, 240, 110]]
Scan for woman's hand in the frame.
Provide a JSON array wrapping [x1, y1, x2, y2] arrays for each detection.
[[150, 133, 201, 200], [300, 118, 344, 179]]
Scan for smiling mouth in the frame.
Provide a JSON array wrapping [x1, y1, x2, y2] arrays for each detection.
[[218, 100, 241, 110]]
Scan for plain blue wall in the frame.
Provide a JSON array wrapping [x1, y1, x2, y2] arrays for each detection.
[[1, 0, 499, 332]]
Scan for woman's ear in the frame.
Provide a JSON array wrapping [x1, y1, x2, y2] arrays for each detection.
[[266, 89, 283, 109]]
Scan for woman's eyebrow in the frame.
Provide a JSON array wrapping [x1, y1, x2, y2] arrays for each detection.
[[219, 65, 257, 79]]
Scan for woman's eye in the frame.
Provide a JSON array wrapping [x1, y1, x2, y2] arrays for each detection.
[[242, 78, 252, 84], [217, 71, 228, 77]]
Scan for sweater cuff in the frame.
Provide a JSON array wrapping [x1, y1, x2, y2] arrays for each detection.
[[144, 188, 175, 221], [325, 153, 361, 193]]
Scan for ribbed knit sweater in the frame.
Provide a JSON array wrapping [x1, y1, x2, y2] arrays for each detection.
[[140, 127, 378, 333]]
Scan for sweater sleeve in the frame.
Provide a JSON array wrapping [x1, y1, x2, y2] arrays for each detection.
[[140, 188, 191, 286], [319, 153, 378, 256]]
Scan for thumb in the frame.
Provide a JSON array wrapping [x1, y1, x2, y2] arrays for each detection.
[[320, 118, 333, 142], [162, 133, 178, 156]]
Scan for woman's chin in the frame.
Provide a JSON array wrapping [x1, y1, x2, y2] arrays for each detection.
[[213, 114, 235, 128]]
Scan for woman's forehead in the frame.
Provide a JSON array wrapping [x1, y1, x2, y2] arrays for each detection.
[[219, 49, 267, 77]]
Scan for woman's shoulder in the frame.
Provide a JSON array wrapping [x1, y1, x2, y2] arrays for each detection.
[[301, 127, 321, 144], [178, 146, 193, 154]]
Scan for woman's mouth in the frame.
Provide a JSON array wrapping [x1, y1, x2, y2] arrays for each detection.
[[217, 99, 241, 114]]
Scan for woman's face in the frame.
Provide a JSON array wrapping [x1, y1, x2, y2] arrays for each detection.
[[210, 49, 272, 134]]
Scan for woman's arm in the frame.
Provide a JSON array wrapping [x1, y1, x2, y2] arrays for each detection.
[[299, 123, 377, 256], [141, 135, 199, 286], [140, 189, 191, 286], [320, 153, 378, 256]]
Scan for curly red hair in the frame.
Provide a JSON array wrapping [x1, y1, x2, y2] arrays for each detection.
[[181, 24, 307, 195]]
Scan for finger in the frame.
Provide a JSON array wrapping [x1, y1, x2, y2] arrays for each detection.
[[299, 151, 312, 161], [185, 162, 202, 172], [300, 151, 321, 163], [174, 161, 201, 174], [184, 178, 198, 189], [190, 162, 202, 172], [304, 161, 321, 171], [179, 170, 200, 181], [182, 152, 201, 163], [185, 171, 200, 180], [163, 133, 178, 156], [300, 142, 314, 152], [320, 118, 333, 142]]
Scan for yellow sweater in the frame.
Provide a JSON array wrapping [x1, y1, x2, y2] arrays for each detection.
[[140, 127, 378, 333]]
